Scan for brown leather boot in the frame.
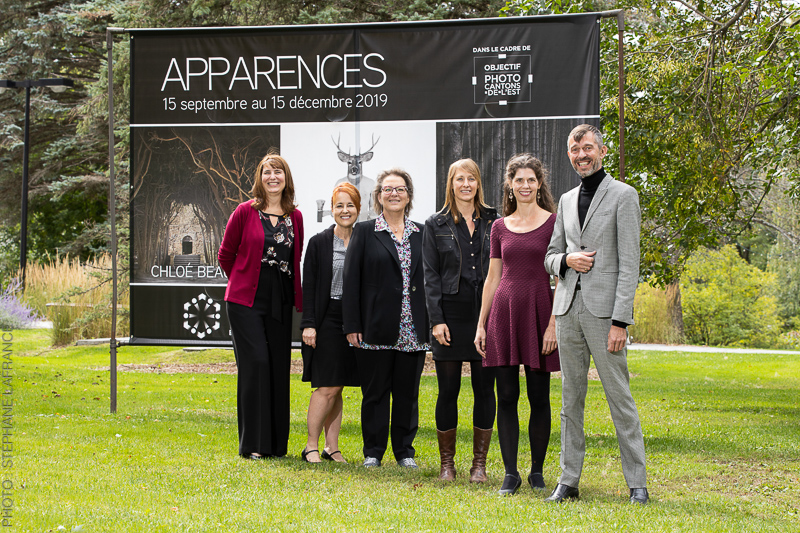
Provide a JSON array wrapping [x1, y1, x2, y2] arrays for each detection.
[[469, 427, 493, 483], [437, 428, 457, 481]]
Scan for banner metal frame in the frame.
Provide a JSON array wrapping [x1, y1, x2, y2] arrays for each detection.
[[105, 11, 625, 413]]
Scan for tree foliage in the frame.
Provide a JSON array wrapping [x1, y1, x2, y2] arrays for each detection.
[[762, 178, 800, 325], [0, 0, 505, 282], [0, 0, 112, 267], [503, 0, 800, 284], [680, 245, 781, 348], [4, 0, 798, 299]]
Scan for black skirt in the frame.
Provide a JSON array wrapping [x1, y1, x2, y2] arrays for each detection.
[[302, 298, 360, 387], [431, 288, 482, 362]]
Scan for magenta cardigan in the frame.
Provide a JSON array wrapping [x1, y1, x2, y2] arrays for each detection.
[[218, 201, 304, 311]]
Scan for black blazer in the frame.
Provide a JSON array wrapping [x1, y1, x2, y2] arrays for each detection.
[[342, 218, 429, 346], [300, 225, 336, 330]]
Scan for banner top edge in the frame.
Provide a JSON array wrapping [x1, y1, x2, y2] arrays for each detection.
[[122, 13, 602, 35]]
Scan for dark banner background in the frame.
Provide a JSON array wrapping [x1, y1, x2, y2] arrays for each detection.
[[129, 16, 600, 346], [131, 17, 598, 124]]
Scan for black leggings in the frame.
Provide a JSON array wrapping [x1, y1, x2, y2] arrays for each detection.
[[495, 366, 551, 475], [435, 360, 496, 431]]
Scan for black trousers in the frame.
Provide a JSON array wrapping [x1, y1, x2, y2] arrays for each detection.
[[227, 291, 292, 457], [355, 348, 425, 461]]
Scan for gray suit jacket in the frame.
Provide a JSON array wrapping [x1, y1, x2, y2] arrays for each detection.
[[544, 174, 640, 323]]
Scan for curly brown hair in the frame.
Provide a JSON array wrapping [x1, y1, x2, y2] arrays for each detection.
[[501, 154, 556, 216]]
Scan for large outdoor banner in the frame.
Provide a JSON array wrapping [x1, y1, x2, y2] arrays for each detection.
[[129, 15, 600, 346]]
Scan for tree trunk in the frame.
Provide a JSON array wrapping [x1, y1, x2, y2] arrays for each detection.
[[666, 280, 685, 342]]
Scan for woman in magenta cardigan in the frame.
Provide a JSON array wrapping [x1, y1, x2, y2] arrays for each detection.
[[218, 153, 304, 459]]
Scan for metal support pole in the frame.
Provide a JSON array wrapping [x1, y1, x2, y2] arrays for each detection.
[[108, 27, 119, 414], [598, 9, 626, 182], [616, 11, 626, 183], [20, 86, 31, 291]]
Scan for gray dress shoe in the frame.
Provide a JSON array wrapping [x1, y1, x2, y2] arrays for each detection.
[[544, 483, 580, 502], [630, 487, 649, 504], [397, 457, 418, 468], [363, 456, 381, 467]]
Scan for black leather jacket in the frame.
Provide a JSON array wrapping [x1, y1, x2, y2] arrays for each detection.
[[422, 206, 499, 326]]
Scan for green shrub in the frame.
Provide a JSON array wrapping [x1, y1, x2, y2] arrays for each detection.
[[629, 281, 684, 344], [680, 245, 782, 348]]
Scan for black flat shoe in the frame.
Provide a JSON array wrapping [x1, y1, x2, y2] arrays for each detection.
[[528, 472, 546, 492], [321, 449, 346, 462], [629, 487, 649, 505], [544, 483, 580, 503], [301, 448, 320, 463], [498, 472, 522, 495]]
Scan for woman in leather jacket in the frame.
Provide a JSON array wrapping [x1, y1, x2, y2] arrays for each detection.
[[422, 158, 498, 483]]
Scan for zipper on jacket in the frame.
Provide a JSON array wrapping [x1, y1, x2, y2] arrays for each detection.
[[480, 219, 493, 281], [443, 215, 462, 295]]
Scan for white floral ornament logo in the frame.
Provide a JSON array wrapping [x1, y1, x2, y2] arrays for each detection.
[[183, 293, 221, 339]]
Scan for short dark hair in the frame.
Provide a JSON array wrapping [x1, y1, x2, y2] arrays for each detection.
[[373, 168, 414, 216], [568, 124, 604, 148]]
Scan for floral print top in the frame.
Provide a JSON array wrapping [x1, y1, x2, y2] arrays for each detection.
[[259, 211, 294, 277], [359, 214, 431, 353]]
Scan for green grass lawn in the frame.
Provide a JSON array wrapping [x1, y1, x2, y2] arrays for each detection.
[[7, 329, 800, 532]]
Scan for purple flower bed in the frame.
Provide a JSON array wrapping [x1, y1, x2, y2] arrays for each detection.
[[0, 278, 38, 329]]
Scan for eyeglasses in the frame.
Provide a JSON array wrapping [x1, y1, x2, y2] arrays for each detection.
[[381, 186, 409, 195]]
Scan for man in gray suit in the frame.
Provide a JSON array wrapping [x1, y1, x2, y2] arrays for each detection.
[[544, 124, 648, 504]]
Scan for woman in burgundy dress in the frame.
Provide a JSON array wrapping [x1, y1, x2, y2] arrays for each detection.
[[475, 153, 559, 495]]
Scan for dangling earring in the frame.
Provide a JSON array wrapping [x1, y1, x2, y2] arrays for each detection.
[[537, 191, 541, 201], [508, 189, 514, 200]]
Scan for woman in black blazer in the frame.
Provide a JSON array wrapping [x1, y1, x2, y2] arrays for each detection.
[[422, 158, 499, 483], [342, 168, 430, 468], [300, 183, 361, 463]]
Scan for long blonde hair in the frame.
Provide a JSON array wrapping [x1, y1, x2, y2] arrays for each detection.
[[441, 158, 490, 224]]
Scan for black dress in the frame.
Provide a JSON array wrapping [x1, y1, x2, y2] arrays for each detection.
[[227, 212, 294, 457]]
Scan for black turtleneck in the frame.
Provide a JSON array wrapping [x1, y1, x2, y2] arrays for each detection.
[[559, 167, 607, 278], [578, 167, 606, 229]]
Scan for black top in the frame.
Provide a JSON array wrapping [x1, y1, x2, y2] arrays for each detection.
[[259, 211, 294, 322], [454, 213, 483, 291], [578, 167, 607, 229], [260, 211, 294, 277]]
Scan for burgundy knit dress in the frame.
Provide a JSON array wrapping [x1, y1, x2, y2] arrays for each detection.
[[483, 215, 560, 372]]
